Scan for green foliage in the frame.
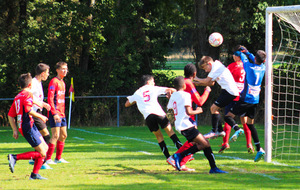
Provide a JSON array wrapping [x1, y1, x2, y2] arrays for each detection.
[[0, 0, 296, 126]]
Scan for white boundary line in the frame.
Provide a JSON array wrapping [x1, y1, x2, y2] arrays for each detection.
[[225, 166, 281, 180], [72, 128, 299, 171]]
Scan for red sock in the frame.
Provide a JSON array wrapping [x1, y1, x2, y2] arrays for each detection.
[[16, 151, 41, 160], [243, 123, 252, 146], [56, 141, 65, 160], [32, 156, 44, 174], [46, 143, 55, 160], [175, 141, 193, 166], [222, 123, 231, 145]]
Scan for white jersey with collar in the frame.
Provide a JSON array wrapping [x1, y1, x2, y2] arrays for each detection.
[[208, 60, 239, 96], [127, 85, 168, 119], [31, 77, 44, 112], [167, 91, 194, 133]]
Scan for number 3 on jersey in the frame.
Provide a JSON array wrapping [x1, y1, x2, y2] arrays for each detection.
[[143, 90, 150, 102]]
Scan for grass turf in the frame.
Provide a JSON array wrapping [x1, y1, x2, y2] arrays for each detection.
[[0, 125, 299, 189]]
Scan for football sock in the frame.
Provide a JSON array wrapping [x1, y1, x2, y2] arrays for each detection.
[[217, 121, 224, 133], [16, 151, 41, 160], [33, 156, 44, 174], [176, 141, 193, 153], [170, 134, 182, 149], [56, 140, 65, 160], [46, 143, 55, 160], [222, 122, 231, 145], [243, 123, 252, 146], [43, 135, 51, 144], [176, 141, 194, 166], [158, 141, 170, 159], [203, 147, 217, 169], [224, 116, 240, 131], [211, 114, 220, 132], [180, 144, 198, 157], [247, 124, 261, 151]]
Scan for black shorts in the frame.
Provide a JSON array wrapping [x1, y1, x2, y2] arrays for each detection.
[[33, 110, 47, 131], [214, 89, 237, 108], [230, 101, 257, 119], [181, 126, 200, 142], [145, 114, 170, 132]]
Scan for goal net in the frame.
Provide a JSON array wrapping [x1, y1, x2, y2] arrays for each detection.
[[265, 5, 300, 163]]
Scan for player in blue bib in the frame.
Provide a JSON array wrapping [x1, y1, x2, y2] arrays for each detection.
[[239, 49, 266, 104], [224, 46, 266, 162]]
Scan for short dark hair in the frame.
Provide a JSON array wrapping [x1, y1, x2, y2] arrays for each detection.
[[35, 63, 50, 75], [184, 63, 197, 78], [174, 76, 185, 91], [255, 50, 266, 64], [56, 61, 67, 69], [18, 73, 32, 89], [141, 75, 153, 86], [198, 56, 213, 69]]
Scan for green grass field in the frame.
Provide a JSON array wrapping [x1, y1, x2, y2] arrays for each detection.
[[1, 125, 299, 189]]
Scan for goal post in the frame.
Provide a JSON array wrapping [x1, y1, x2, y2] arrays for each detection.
[[265, 5, 300, 162]]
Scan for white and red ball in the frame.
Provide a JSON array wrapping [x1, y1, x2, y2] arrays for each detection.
[[208, 32, 223, 47]]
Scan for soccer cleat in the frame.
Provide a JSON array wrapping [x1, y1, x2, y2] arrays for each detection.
[[29, 159, 35, 165], [254, 149, 265, 162], [247, 144, 254, 154], [45, 159, 57, 165], [29, 173, 47, 180], [41, 163, 53, 170], [166, 156, 176, 169], [229, 129, 244, 142], [8, 154, 17, 173], [203, 131, 217, 139], [180, 165, 195, 171], [216, 131, 226, 138], [218, 143, 230, 154], [173, 153, 182, 171], [209, 167, 228, 174], [54, 158, 69, 164]]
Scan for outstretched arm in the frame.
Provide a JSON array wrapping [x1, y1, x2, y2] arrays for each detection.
[[125, 100, 136, 107], [165, 88, 176, 99], [29, 110, 48, 123], [185, 106, 203, 116], [193, 77, 215, 86]]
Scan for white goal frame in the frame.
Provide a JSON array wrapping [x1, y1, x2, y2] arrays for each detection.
[[265, 5, 300, 162]]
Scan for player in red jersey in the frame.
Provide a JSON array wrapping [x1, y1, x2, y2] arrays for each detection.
[[7, 73, 49, 180], [167, 64, 211, 171], [45, 61, 69, 164], [219, 48, 253, 154]]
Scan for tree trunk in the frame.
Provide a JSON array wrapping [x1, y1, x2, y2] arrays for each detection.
[[80, 0, 95, 71], [19, 0, 27, 72]]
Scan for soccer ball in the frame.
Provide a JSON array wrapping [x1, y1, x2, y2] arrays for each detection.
[[208, 32, 223, 47]]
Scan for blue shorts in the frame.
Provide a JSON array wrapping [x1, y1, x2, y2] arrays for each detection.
[[49, 112, 67, 128], [22, 124, 42, 147]]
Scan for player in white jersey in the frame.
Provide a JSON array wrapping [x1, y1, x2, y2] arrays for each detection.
[[194, 56, 243, 140], [125, 75, 182, 160], [30, 63, 52, 169], [167, 76, 227, 173]]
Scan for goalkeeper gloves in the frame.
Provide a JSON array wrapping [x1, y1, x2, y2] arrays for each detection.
[[238, 46, 250, 55]]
